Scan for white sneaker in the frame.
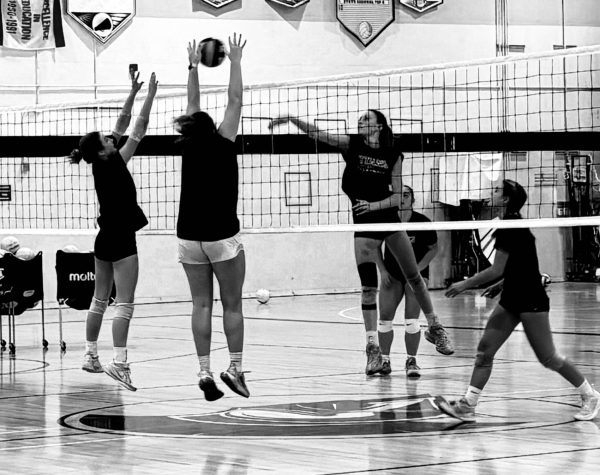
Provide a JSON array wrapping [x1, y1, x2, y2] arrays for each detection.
[[82, 352, 103, 373], [574, 390, 600, 421], [103, 361, 137, 392]]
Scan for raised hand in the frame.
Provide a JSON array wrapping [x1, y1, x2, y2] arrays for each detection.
[[226, 32, 246, 63], [131, 71, 143, 93], [187, 39, 202, 66], [148, 72, 158, 95]]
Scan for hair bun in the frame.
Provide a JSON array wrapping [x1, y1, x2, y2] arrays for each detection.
[[69, 148, 83, 163]]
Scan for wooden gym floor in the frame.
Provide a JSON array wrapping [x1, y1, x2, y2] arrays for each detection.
[[1, 282, 600, 474]]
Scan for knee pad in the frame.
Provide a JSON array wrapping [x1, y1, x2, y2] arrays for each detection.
[[474, 351, 494, 368], [405, 319, 421, 334], [357, 262, 378, 288], [114, 303, 134, 321], [88, 297, 108, 317], [361, 287, 377, 310], [541, 352, 565, 371], [378, 320, 393, 333]]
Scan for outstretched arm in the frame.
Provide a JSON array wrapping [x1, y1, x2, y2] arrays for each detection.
[[112, 72, 144, 143], [218, 33, 246, 142], [186, 40, 202, 115], [445, 248, 508, 297], [119, 72, 159, 163], [269, 116, 351, 151]]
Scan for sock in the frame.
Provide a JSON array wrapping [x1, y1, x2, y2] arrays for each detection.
[[230, 352, 243, 372], [85, 341, 98, 356], [578, 380, 595, 397], [464, 385, 482, 406], [424, 313, 440, 328], [382, 354, 390, 363], [198, 355, 210, 374], [366, 331, 379, 345], [114, 347, 127, 364]]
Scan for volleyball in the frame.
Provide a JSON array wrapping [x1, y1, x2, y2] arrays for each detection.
[[199, 37, 226, 68], [62, 244, 80, 253], [256, 288, 270, 304], [358, 22, 372, 40], [541, 273, 551, 287], [1, 236, 20, 254], [15, 247, 36, 260]]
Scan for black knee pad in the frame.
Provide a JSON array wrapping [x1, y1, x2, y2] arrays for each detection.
[[475, 351, 494, 368], [361, 287, 377, 310], [541, 352, 565, 371], [357, 262, 378, 288]]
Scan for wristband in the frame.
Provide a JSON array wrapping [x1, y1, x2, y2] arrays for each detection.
[[188, 63, 198, 70]]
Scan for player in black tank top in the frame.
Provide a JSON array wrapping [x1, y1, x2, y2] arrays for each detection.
[[436, 180, 600, 422], [70, 71, 158, 391], [270, 110, 453, 375], [174, 34, 249, 401]]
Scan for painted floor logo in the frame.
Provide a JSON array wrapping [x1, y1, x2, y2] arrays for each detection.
[[60, 394, 527, 438]]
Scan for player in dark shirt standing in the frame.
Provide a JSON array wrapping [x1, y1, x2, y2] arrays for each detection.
[[378, 185, 438, 377], [174, 34, 248, 401], [436, 180, 600, 422], [270, 111, 453, 375], [71, 71, 158, 391]]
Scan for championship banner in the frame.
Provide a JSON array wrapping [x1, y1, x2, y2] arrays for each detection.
[[67, 0, 135, 44], [0, 0, 65, 50], [337, 0, 394, 47], [267, 0, 310, 7], [399, 0, 443, 14], [199, 0, 238, 7]]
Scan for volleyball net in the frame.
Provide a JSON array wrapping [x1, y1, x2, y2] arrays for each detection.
[[0, 45, 599, 233]]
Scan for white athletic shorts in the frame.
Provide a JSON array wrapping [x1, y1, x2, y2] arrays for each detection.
[[178, 233, 244, 265]]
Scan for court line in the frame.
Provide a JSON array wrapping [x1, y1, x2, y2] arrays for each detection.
[[0, 436, 132, 452], [338, 306, 361, 321]]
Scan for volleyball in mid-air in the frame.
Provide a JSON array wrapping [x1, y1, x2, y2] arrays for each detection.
[[256, 288, 270, 304], [15, 247, 36, 260], [1, 236, 20, 254], [199, 37, 226, 68]]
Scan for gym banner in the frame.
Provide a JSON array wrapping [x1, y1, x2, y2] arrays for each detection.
[[399, 0, 443, 14], [199, 0, 239, 7], [66, 0, 135, 44], [0, 0, 65, 50], [267, 0, 310, 7], [337, 0, 394, 47]]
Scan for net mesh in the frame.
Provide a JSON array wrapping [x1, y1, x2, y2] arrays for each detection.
[[0, 45, 599, 232]]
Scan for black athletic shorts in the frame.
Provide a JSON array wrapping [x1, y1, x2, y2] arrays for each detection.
[[94, 228, 138, 262], [353, 207, 399, 240], [499, 294, 550, 314]]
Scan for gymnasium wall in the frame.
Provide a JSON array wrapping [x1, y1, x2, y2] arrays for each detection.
[[1, 1, 599, 303]]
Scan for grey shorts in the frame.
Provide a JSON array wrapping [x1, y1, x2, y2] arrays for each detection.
[[178, 233, 244, 265]]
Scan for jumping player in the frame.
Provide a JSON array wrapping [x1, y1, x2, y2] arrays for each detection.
[[175, 34, 248, 401], [270, 111, 453, 376], [71, 71, 158, 391], [436, 179, 600, 422], [378, 185, 438, 377]]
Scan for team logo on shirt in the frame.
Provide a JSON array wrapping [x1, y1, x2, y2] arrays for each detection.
[[337, 0, 394, 47], [59, 394, 542, 438], [358, 155, 388, 174], [399, 0, 444, 14], [66, 0, 135, 44]]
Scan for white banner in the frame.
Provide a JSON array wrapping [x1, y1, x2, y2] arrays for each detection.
[[0, 0, 65, 50]]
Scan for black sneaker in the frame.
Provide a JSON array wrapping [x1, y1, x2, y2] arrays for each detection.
[[220, 365, 250, 398], [405, 357, 421, 378], [199, 371, 224, 401], [365, 342, 383, 375], [379, 360, 392, 375], [424, 324, 454, 355]]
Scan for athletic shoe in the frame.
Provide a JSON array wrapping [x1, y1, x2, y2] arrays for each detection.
[[82, 352, 103, 373], [574, 390, 600, 421], [365, 342, 383, 375], [424, 324, 455, 355], [405, 357, 421, 378], [379, 360, 392, 375], [434, 396, 476, 422], [198, 371, 224, 402], [103, 361, 137, 392], [220, 365, 250, 398]]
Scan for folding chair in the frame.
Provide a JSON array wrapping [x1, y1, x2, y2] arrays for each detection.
[[55, 250, 115, 352], [0, 252, 46, 355]]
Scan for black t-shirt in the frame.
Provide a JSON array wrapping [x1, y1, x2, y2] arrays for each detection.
[[384, 211, 437, 280], [92, 151, 148, 232], [493, 224, 548, 309], [341, 136, 402, 207], [177, 134, 240, 241]]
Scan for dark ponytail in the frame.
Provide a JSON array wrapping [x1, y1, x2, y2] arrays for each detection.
[[70, 131, 103, 164], [369, 109, 395, 150]]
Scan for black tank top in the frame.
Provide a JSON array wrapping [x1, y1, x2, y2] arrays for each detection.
[[92, 151, 148, 232], [177, 134, 240, 241], [341, 136, 402, 204]]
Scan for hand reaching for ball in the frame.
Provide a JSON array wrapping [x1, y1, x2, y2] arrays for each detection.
[[227, 33, 246, 63]]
